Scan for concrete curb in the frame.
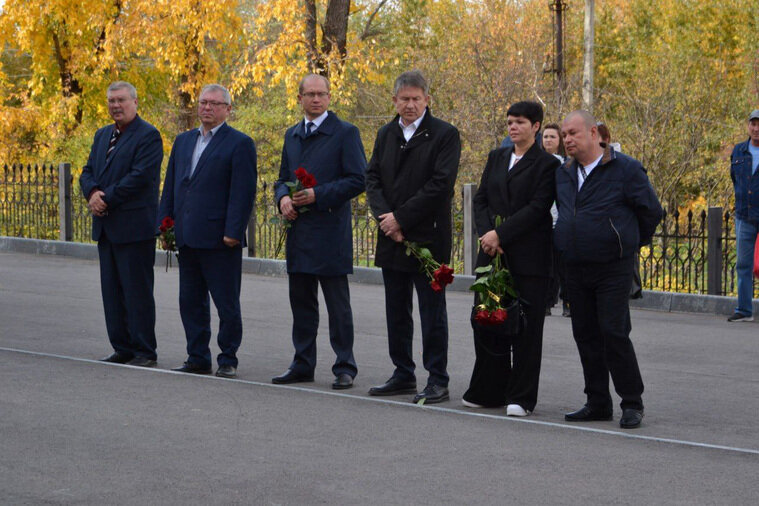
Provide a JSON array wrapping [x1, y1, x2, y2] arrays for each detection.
[[1, 236, 750, 317]]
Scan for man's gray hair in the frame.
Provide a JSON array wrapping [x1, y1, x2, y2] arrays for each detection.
[[200, 84, 231, 105], [564, 110, 597, 129], [107, 81, 137, 99], [298, 74, 330, 95], [393, 70, 429, 96]]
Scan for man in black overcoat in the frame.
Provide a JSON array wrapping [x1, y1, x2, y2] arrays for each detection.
[[365, 70, 461, 404]]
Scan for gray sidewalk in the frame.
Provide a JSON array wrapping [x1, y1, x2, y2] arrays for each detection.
[[1, 251, 758, 505]]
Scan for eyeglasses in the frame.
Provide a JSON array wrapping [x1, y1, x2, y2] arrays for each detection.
[[198, 100, 229, 108], [301, 92, 329, 99]]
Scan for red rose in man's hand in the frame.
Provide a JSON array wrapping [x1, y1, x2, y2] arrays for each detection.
[[430, 280, 442, 292], [301, 174, 317, 188], [295, 167, 307, 180], [433, 264, 454, 286]]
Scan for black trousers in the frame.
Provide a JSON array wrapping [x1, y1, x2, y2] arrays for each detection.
[[382, 268, 449, 387], [565, 257, 644, 411], [463, 274, 549, 411], [288, 273, 357, 377], [97, 233, 157, 360]]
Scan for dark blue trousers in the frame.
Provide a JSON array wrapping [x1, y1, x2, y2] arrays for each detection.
[[382, 268, 449, 387], [565, 257, 644, 411], [97, 233, 157, 360], [287, 273, 357, 377], [178, 246, 242, 368]]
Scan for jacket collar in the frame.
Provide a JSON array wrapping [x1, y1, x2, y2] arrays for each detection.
[[563, 143, 616, 172], [391, 107, 434, 140]]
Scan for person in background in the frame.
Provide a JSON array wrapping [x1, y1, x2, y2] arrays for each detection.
[[541, 122, 569, 317], [727, 109, 759, 322]]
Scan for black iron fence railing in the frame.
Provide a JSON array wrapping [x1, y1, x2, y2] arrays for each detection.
[[1, 162, 752, 297]]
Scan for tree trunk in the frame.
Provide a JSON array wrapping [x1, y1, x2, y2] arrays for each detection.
[[321, 0, 351, 78], [304, 0, 319, 72]]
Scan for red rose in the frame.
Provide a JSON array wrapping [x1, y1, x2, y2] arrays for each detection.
[[295, 167, 307, 181], [430, 280, 442, 292], [474, 310, 491, 325], [433, 264, 454, 286], [162, 216, 174, 229], [159, 224, 167, 233], [490, 308, 508, 324], [301, 174, 317, 188]]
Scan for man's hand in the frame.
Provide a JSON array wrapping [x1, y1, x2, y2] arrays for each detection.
[[389, 230, 405, 243], [223, 236, 240, 248], [291, 188, 315, 207], [479, 230, 504, 256], [88, 190, 108, 217], [279, 195, 298, 221], [379, 212, 402, 237]]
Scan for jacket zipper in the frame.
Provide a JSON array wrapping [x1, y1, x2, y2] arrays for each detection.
[[609, 218, 623, 258]]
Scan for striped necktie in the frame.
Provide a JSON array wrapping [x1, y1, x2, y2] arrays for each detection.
[[106, 127, 121, 159]]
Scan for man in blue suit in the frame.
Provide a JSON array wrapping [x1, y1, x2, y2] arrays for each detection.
[[79, 81, 163, 367], [271, 74, 366, 389], [158, 84, 257, 379]]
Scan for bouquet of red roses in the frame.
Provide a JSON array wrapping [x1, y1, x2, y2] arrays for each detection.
[[403, 241, 455, 292], [272, 166, 317, 257], [469, 216, 520, 327], [158, 216, 176, 271]]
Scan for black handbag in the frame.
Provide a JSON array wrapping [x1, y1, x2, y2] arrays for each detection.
[[470, 297, 526, 338]]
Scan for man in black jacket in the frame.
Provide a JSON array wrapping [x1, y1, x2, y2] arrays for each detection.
[[365, 70, 461, 404], [555, 110, 662, 429]]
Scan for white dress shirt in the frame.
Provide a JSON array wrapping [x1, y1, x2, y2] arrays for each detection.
[[398, 110, 426, 142], [304, 110, 329, 134]]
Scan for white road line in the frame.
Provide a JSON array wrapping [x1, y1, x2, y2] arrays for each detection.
[[2, 345, 758, 457]]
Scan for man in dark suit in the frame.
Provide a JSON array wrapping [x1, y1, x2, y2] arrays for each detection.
[[80, 81, 163, 367], [158, 84, 257, 379], [555, 110, 662, 429], [365, 70, 461, 404], [271, 74, 366, 390]]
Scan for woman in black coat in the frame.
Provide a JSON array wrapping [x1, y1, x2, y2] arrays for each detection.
[[462, 101, 560, 416]]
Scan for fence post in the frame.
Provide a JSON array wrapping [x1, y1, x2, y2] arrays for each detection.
[[463, 183, 478, 275], [58, 162, 72, 242], [707, 206, 723, 295], [247, 200, 257, 257]]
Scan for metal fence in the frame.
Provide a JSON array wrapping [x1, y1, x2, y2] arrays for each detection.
[[1, 162, 752, 297]]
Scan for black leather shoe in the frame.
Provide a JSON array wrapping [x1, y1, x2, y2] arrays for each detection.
[[215, 365, 237, 378], [172, 362, 212, 374], [412, 384, 449, 404], [271, 369, 314, 384], [126, 356, 157, 368], [620, 408, 644, 429], [100, 352, 133, 364], [368, 377, 417, 396], [332, 373, 353, 390], [564, 405, 613, 422]]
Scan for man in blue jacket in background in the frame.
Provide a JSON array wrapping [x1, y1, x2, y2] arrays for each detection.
[[158, 84, 257, 379], [555, 110, 662, 429], [727, 109, 759, 322], [271, 74, 366, 390], [80, 81, 163, 368]]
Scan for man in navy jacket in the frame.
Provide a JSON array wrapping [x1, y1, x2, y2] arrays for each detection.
[[727, 109, 759, 322], [158, 84, 257, 378], [271, 74, 366, 389], [555, 110, 662, 429], [80, 81, 163, 367]]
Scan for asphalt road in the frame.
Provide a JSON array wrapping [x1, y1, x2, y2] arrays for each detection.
[[1, 251, 758, 505]]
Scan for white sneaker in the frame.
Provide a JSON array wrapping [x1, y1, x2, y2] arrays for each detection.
[[462, 399, 485, 408], [506, 404, 531, 417]]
